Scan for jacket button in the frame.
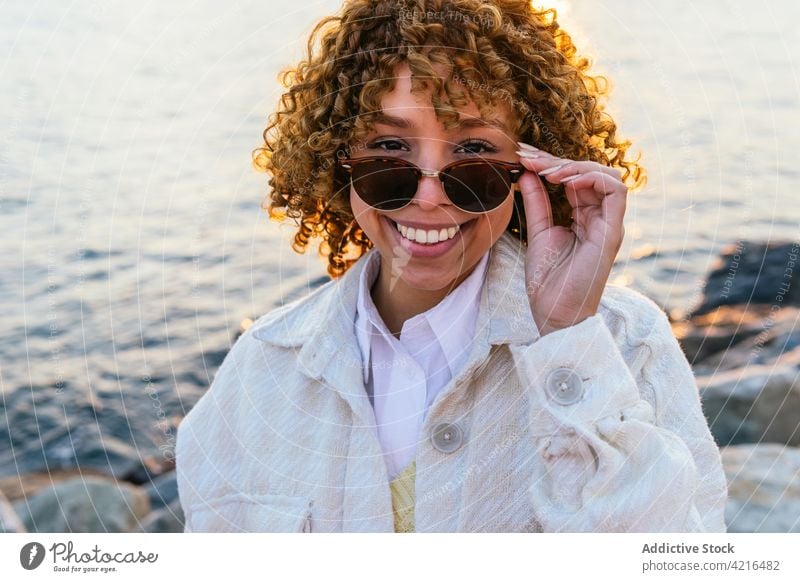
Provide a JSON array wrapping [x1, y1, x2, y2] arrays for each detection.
[[545, 367, 584, 405], [430, 422, 463, 453]]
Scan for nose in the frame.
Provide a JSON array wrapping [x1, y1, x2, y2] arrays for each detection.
[[412, 167, 450, 210]]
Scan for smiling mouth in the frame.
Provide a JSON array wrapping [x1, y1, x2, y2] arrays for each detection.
[[388, 218, 474, 245]]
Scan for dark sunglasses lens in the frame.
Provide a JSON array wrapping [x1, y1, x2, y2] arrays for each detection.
[[349, 159, 417, 211], [443, 162, 514, 213]]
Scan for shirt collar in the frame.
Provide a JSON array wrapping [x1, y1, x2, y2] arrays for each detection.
[[423, 250, 489, 376]]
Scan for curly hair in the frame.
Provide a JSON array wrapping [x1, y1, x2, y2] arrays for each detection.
[[253, 0, 646, 278]]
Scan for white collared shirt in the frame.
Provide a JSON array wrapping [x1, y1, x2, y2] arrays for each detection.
[[354, 249, 489, 479]]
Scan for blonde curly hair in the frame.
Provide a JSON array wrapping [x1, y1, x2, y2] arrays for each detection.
[[253, 0, 645, 278]]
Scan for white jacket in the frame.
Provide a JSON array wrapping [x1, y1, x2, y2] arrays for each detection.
[[176, 232, 728, 532]]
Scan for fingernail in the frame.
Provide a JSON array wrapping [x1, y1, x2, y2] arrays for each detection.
[[515, 149, 541, 158], [560, 174, 581, 183], [538, 163, 568, 176], [517, 142, 539, 151]]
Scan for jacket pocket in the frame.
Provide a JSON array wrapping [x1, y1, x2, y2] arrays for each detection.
[[188, 492, 313, 532]]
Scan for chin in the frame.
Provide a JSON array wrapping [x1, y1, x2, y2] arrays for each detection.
[[393, 267, 461, 292]]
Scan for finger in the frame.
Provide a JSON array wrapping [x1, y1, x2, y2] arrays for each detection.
[[516, 144, 621, 175], [559, 170, 625, 213], [524, 159, 621, 184], [516, 162, 553, 238], [561, 170, 627, 241], [560, 170, 627, 197]]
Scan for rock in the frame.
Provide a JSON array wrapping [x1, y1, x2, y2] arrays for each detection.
[[13, 475, 150, 533], [140, 499, 185, 533], [690, 240, 800, 317], [143, 470, 179, 509], [0, 468, 110, 502], [673, 305, 800, 370], [0, 490, 26, 533], [67, 435, 148, 481], [1, 423, 149, 482], [722, 444, 800, 532], [672, 305, 769, 364], [698, 365, 800, 446], [122, 456, 176, 486]]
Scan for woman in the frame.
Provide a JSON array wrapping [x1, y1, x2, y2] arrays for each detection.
[[176, 0, 728, 532]]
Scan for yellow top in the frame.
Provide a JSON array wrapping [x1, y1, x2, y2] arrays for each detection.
[[389, 459, 416, 533]]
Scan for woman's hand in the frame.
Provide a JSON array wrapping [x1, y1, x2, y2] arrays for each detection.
[[515, 142, 628, 337]]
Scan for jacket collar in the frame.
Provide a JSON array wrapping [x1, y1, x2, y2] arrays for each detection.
[[251, 231, 539, 401]]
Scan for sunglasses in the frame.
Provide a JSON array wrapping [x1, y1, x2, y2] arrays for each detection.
[[338, 156, 525, 214]]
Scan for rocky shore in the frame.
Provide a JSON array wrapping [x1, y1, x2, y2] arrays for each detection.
[[2, 240, 798, 533], [671, 240, 800, 532]]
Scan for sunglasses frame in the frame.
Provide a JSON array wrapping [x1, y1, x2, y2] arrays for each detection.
[[338, 155, 525, 214]]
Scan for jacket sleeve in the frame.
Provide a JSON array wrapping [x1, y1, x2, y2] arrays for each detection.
[[508, 300, 729, 532], [175, 321, 259, 533]]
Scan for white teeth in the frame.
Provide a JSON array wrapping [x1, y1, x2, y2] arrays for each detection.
[[395, 221, 461, 244]]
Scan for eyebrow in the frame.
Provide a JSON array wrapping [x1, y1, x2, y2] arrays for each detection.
[[371, 112, 509, 133]]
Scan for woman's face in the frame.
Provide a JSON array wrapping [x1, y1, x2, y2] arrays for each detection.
[[348, 62, 519, 294]]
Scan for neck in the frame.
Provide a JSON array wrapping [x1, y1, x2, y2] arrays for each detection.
[[370, 261, 476, 338]]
